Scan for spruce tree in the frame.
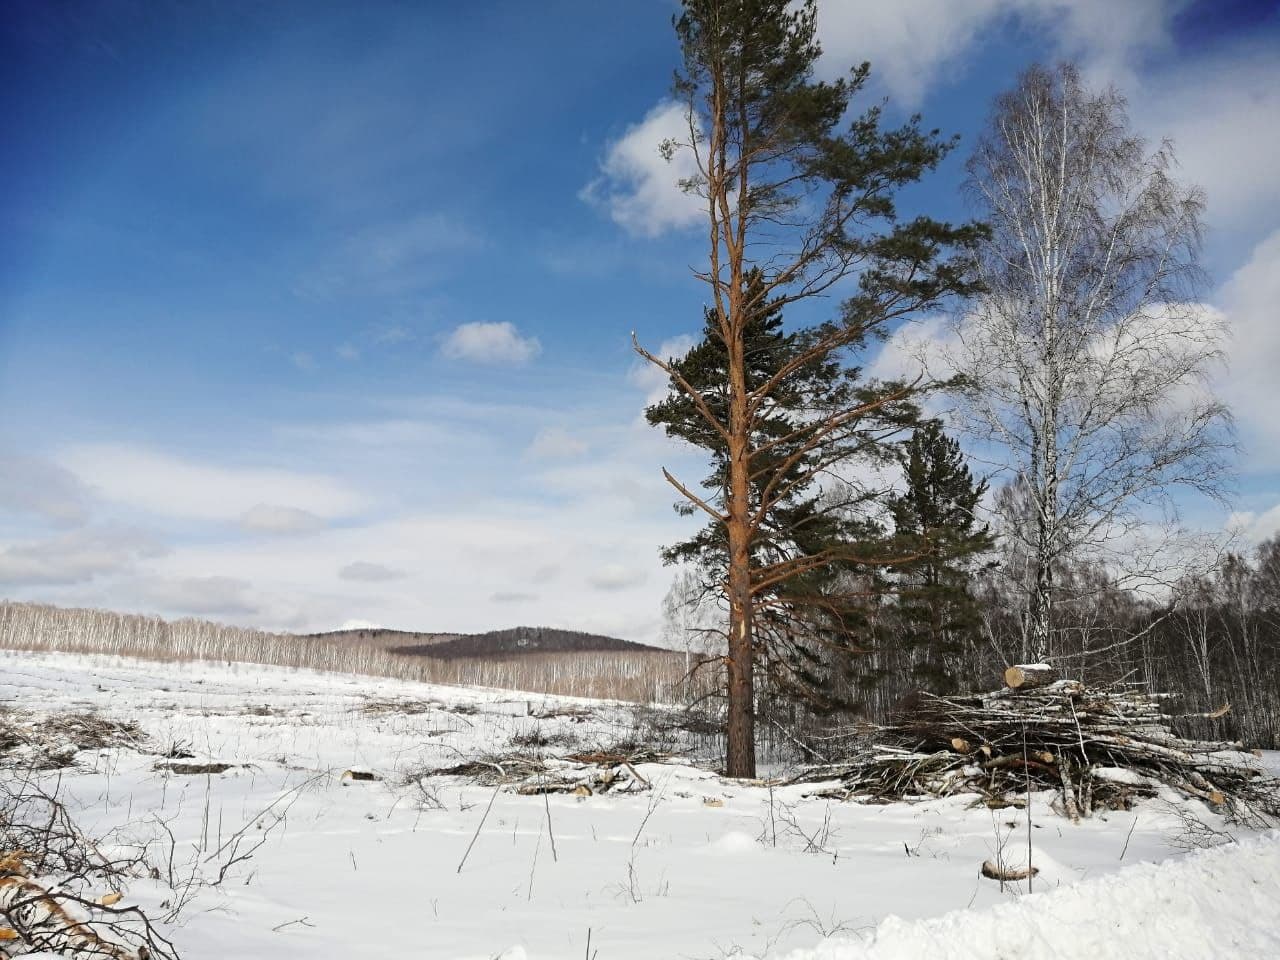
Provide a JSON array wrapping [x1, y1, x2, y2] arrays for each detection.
[[889, 421, 993, 692]]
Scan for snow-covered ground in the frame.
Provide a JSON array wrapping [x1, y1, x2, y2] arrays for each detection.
[[1, 649, 1276, 959]]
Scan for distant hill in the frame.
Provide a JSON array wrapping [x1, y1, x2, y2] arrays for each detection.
[[301, 627, 460, 649], [386, 625, 666, 660]]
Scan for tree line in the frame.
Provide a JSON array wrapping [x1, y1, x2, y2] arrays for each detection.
[[642, 0, 1244, 776]]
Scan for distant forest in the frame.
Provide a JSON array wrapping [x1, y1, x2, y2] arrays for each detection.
[[388, 626, 665, 660]]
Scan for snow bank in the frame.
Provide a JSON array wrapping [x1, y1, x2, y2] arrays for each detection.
[[778, 831, 1280, 960]]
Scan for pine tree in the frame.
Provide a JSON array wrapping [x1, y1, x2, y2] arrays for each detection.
[[889, 421, 993, 692], [647, 271, 918, 715], [636, 0, 983, 775]]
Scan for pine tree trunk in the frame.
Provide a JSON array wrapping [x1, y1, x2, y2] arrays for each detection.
[[725, 568, 756, 777], [723, 278, 757, 779]]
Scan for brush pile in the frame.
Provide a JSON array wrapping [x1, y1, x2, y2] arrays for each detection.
[[0, 710, 146, 771], [789, 665, 1280, 824], [427, 748, 671, 796]]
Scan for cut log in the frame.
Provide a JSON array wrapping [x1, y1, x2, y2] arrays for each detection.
[[0, 874, 142, 959], [981, 860, 1039, 881], [1004, 664, 1058, 690]]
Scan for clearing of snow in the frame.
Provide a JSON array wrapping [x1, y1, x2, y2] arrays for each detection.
[[1, 649, 1276, 959]]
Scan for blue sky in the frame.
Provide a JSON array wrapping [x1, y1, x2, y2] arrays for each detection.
[[2, 0, 1278, 642]]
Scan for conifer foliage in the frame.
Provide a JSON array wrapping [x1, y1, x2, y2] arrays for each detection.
[[889, 421, 994, 692]]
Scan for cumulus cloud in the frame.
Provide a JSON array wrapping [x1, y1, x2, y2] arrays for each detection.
[[1227, 506, 1280, 546], [587, 1, 1182, 250], [814, 0, 1177, 105], [0, 526, 164, 586], [55, 445, 369, 522], [1218, 229, 1280, 472], [440, 321, 541, 365], [239, 504, 326, 535], [582, 101, 705, 237], [338, 561, 406, 582], [1136, 49, 1280, 237], [0, 453, 91, 526], [867, 317, 954, 385], [525, 427, 589, 461]]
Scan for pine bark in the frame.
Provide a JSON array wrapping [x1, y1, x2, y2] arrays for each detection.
[[725, 280, 757, 777]]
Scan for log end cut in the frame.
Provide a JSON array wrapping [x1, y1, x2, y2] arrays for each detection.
[[981, 860, 1039, 881], [1004, 664, 1059, 690]]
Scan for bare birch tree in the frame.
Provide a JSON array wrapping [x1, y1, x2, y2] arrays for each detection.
[[946, 63, 1234, 661]]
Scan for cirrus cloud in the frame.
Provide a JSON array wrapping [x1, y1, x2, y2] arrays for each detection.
[[525, 427, 589, 461]]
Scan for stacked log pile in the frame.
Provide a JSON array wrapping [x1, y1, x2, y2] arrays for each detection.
[[788, 666, 1280, 824]]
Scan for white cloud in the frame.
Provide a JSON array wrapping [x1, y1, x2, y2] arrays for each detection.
[[629, 333, 697, 407], [291, 351, 317, 372], [1135, 48, 1280, 237], [239, 504, 326, 535], [867, 316, 954, 385], [0, 453, 91, 526], [0, 525, 164, 586], [440, 321, 541, 365], [338, 561, 406, 582], [336, 343, 360, 361], [127, 503, 684, 639], [526, 427, 589, 461], [1218, 229, 1280, 473], [1226, 506, 1280, 546], [813, 0, 1177, 105], [11, 401, 704, 643], [134, 575, 259, 617], [56, 445, 370, 522], [582, 101, 705, 238], [586, 3, 1178, 238]]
